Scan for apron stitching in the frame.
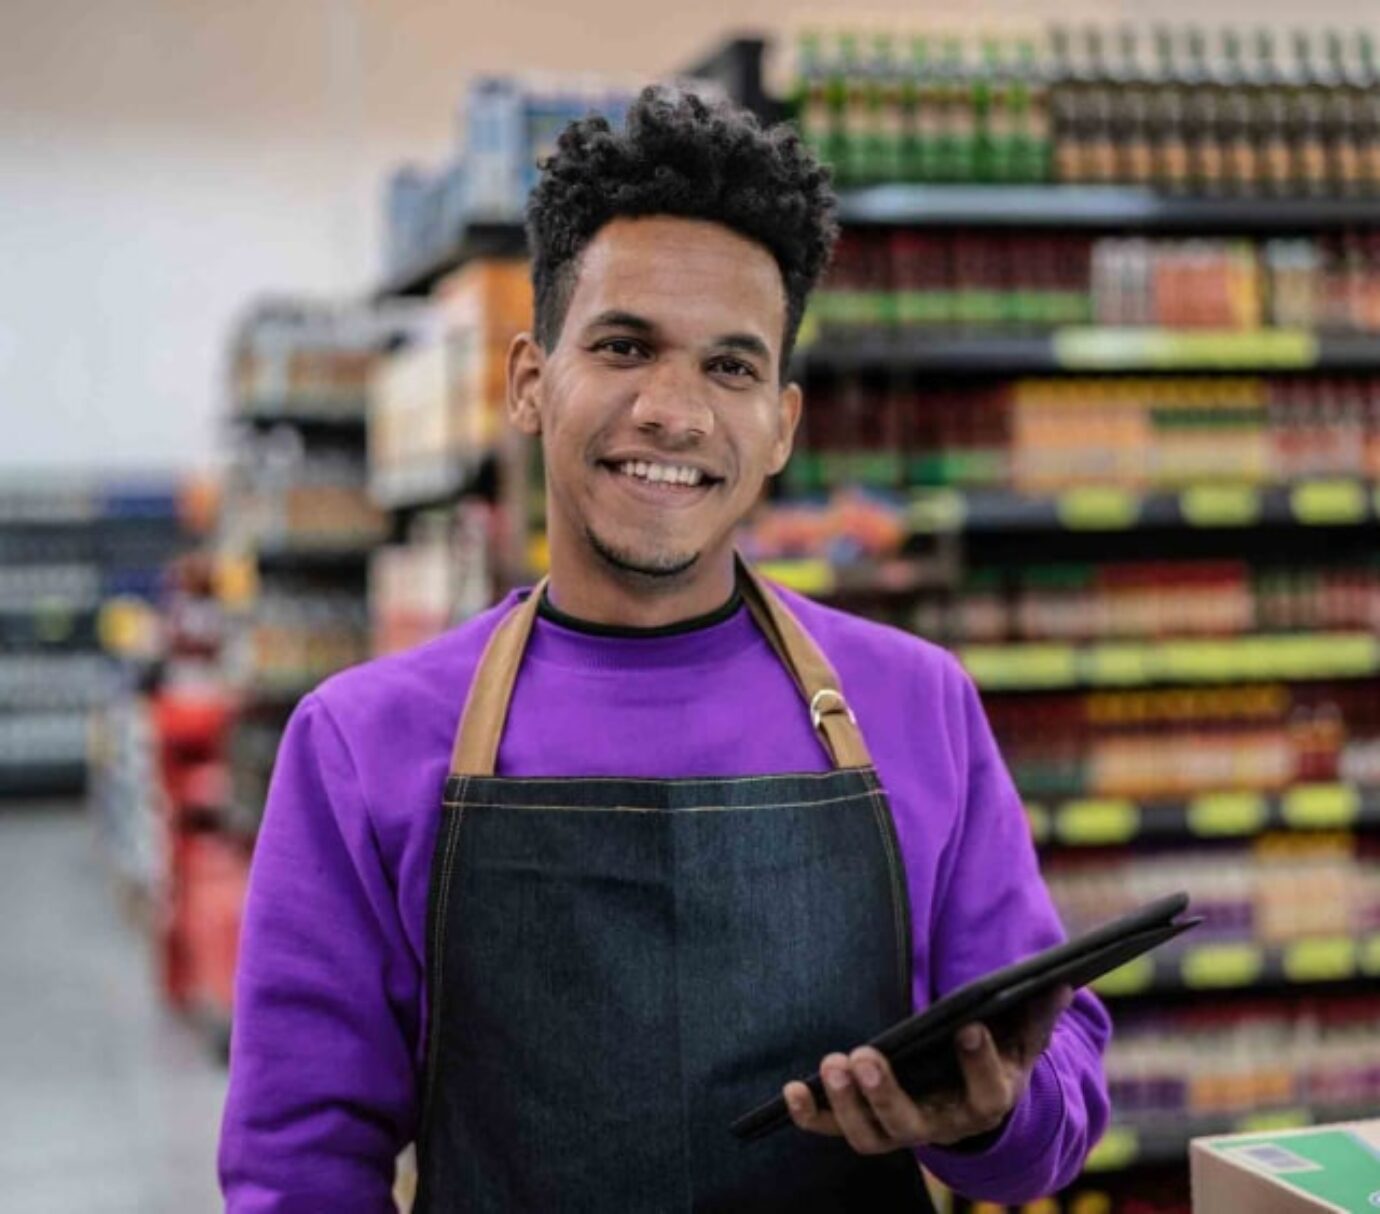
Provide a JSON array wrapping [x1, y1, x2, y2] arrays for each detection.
[[443, 770, 854, 788], [447, 791, 880, 813], [862, 767, 912, 1010], [422, 775, 469, 1134]]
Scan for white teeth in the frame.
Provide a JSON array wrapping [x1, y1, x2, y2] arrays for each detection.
[[615, 461, 705, 487]]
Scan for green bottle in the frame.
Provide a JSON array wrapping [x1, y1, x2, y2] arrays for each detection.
[[1010, 38, 1051, 183], [838, 32, 871, 187], [868, 32, 905, 184], [912, 35, 943, 181], [939, 35, 976, 182], [794, 31, 833, 168]]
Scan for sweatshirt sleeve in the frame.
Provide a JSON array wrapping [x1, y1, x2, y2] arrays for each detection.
[[219, 694, 419, 1213], [912, 659, 1112, 1204]]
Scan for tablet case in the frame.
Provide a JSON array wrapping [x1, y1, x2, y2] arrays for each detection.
[[731, 891, 1201, 1142]]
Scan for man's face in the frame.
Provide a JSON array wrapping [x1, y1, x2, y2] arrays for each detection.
[[510, 215, 802, 592]]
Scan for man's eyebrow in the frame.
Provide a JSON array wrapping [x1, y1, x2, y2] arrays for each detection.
[[583, 310, 656, 334], [714, 333, 772, 362]]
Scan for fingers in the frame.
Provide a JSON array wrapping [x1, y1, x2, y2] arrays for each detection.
[[783, 1079, 841, 1137], [819, 1054, 896, 1155], [846, 1047, 928, 1146], [952, 1024, 1019, 1136]]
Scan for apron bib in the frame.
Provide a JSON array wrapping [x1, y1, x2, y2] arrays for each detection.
[[415, 554, 934, 1213]]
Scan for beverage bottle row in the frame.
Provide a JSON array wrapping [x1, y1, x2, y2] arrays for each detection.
[[791, 24, 1380, 195], [816, 229, 1380, 333]]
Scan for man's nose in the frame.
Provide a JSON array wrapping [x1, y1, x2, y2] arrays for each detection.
[[629, 359, 715, 440]]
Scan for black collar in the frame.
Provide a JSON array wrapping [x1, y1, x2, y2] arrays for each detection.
[[537, 576, 745, 639]]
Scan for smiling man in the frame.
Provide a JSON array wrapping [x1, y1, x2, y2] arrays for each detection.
[[220, 89, 1109, 1213]]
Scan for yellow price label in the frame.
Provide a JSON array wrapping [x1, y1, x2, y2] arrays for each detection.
[[1025, 803, 1051, 846], [1235, 1108, 1311, 1134], [1084, 1125, 1139, 1172], [1188, 792, 1268, 837], [960, 644, 1077, 690], [1312, 634, 1380, 677], [1093, 955, 1155, 996], [1283, 937, 1356, 984], [214, 555, 259, 609], [1281, 784, 1360, 830], [1056, 486, 1140, 530], [1362, 934, 1380, 976], [1291, 480, 1368, 525], [1055, 799, 1141, 845], [908, 490, 967, 534], [1054, 327, 1316, 370], [1159, 640, 1239, 683], [757, 560, 836, 597], [1087, 645, 1149, 685], [527, 533, 550, 574], [1180, 484, 1263, 528], [1182, 943, 1264, 988]]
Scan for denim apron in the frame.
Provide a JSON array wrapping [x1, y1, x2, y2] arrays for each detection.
[[414, 554, 935, 1212]]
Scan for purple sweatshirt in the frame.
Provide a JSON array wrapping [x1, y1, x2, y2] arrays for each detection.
[[219, 581, 1111, 1211]]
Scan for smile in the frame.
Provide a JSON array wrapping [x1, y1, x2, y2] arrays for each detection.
[[599, 460, 722, 503]]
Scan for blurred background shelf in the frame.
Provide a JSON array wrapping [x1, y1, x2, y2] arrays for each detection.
[[1029, 784, 1380, 847], [796, 329, 1380, 377], [838, 186, 1380, 232]]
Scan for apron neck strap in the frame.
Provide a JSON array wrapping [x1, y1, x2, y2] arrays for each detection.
[[450, 552, 873, 775]]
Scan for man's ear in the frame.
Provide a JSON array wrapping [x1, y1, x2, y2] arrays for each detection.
[[507, 332, 544, 436], [768, 381, 803, 476]]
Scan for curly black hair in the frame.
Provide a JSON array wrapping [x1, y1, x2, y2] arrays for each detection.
[[525, 85, 838, 374]]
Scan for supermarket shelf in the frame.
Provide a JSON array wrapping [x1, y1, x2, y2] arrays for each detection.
[[0, 604, 101, 651], [907, 481, 1380, 535], [795, 328, 1380, 377], [959, 632, 1380, 691], [370, 451, 494, 513], [837, 185, 1380, 232], [254, 539, 379, 568], [0, 761, 88, 798], [373, 221, 528, 300], [1085, 1103, 1380, 1173], [233, 403, 368, 431], [1028, 784, 1380, 848], [1092, 932, 1380, 999], [755, 555, 950, 598], [239, 678, 324, 709]]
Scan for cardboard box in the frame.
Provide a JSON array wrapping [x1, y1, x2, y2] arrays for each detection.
[[1191, 1119, 1380, 1213]]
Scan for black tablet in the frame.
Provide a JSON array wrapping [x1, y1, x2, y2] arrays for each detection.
[[730, 891, 1201, 1142]]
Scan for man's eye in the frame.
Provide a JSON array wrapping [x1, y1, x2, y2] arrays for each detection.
[[711, 358, 758, 380], [594, 338, 645, 358]]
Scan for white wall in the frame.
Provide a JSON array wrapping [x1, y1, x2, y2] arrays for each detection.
[[0, 0, 1367, 475]]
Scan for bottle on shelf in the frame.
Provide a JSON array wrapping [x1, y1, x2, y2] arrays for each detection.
[[1048, 25, 1086, 184], [1220, 29, 1263, 196], [1254, 28, 1296, 197], [1151, 25, 1193, 194], [1352, 31, 1380, 194], [793, 31, 835, 172], [1009, 37, 1052, 184], [1184, 27, 1227, 195], [1291, 29, 1332, 198], [1322, 29, 1364, 198], [1114, 26, 1156, 187], [1082, 26, 1120, 185]]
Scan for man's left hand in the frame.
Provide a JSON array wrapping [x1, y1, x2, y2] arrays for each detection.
[[782, 985, 1072, 1153]]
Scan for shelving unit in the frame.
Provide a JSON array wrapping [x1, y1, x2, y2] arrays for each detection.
[[1029, 783, 1380, 847], [0, 480, 188, 803], [797, 328, 1380, 376]]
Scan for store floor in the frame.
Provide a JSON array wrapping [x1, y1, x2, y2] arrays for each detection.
[[0, 803, 227, 1213]]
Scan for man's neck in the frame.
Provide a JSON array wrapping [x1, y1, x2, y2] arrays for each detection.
[[543, 550, 740, 630]]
